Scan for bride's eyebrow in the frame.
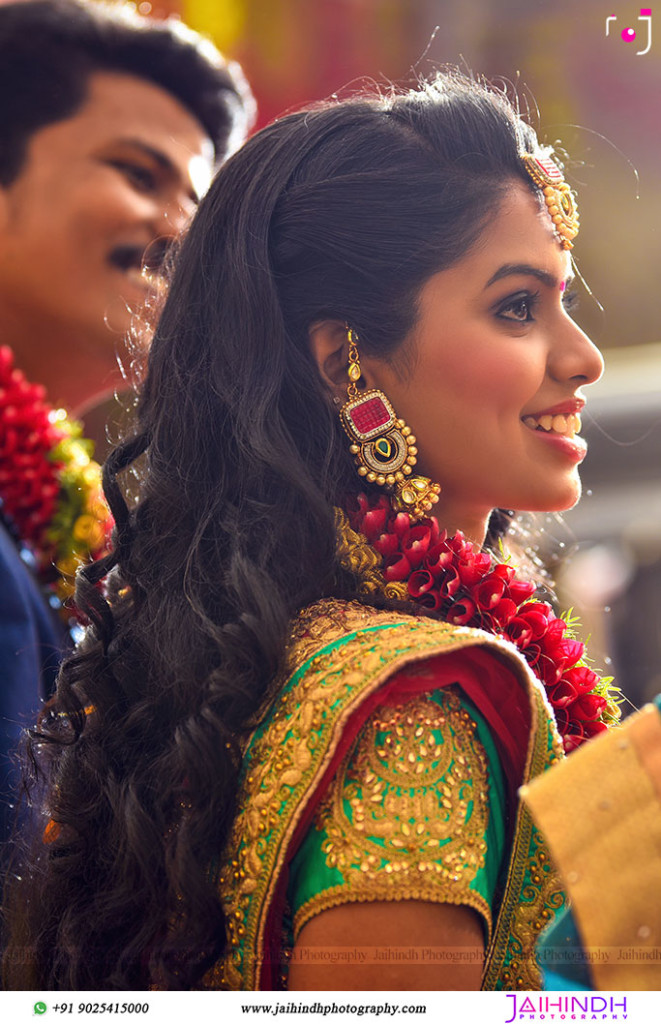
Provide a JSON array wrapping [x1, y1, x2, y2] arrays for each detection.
[[484, 263, 560, 290]]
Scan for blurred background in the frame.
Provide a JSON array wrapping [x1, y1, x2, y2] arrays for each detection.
[[23, 0, 661, 708]]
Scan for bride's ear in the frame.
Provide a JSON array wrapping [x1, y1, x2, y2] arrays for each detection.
[[307, 319, 351, 400], [308, 320, 378, 402]]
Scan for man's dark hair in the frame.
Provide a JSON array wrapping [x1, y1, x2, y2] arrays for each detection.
[[0, 0, 254, 185]]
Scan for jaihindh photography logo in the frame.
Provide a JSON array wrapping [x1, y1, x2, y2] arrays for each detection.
[[606, 8, 653, 54], [504, 994, 628, 1022]]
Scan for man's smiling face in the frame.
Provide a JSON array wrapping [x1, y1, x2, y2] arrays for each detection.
[[0, 70, 214, 353]]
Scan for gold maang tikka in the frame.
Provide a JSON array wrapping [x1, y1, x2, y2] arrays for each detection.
[[338, 327, 440, 521], [522, 152, 579, 250]]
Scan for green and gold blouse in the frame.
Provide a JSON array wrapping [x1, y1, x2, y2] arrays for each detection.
[[203, 598, 565, 991], [289, 687, 506, 945]]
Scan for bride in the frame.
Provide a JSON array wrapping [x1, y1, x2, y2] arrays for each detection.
[[3, 72, 617, 992]]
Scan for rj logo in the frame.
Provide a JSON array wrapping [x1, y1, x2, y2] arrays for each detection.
[[606, 8, 653, 54]]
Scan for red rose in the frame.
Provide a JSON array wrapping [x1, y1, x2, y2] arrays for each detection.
[[562, 665, 600, 696], [447, 532, 470, 560], [416, 590, 443, 612], [425, 542, 455, 579], [507, 617, 534, 648], [492, 563, 516, 584], [551, 637, 585, 672], [508, 579, 537, 605], [538, 620, 584, 671], [582, 720, 609, 738], [361, 505, 389, 541], [547, 679, 578, 709], [488, 598, 518, 629], [572, 693, 607, 722], [408, 569, 435, 598], [392, 512, 411, 539], [417, 515, 442, 547], [457, 553, 491, 587], [472, 573, 506, 610], [446, 597, 477, 626], [402, 525, 433, 568], [383, 552, 412, 582], [348, 491, 371, 526], [439, 565, 461, 599], [372, 531, 400, 558], [515, 602, 555, 640]]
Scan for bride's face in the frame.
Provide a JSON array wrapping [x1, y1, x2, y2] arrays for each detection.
[[361, 183, 604, 542]]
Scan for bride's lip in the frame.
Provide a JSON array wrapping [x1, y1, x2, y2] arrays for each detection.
[[521, 398, 587, 462], [523, 397, 585, 419], [527, 427, 587, 463]]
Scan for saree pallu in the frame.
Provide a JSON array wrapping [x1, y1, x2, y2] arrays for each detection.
[[523, 697, 661, 991], [203, 599, 565, 990]]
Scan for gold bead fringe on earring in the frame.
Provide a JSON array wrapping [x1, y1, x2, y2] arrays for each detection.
[[338, 327, 441, 521]]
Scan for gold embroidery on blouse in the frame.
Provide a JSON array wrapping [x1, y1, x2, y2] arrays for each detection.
[[284, 598, 420, 679], [294, 690, 491, 939]]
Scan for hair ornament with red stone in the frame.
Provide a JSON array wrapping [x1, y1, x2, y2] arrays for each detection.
[[339, 327, 440, 520], [522, 152, 580, 250]]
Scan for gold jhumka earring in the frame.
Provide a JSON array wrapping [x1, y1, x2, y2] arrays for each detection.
[[338, 327, 440, 521]]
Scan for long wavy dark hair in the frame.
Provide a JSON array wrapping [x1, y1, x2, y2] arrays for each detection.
[[3, 73, 546, 990]]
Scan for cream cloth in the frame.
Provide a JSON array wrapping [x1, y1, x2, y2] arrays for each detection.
[[521, 703, 661, 990]]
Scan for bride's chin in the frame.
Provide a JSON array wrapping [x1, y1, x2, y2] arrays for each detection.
[[512, 476, 583, 516], [542, 483, 583, 514]]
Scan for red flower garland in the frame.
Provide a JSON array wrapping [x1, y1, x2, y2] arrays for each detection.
[[348, 493, 618, 753], [0, 345, 113, 608], [0, 346, 63, 551]]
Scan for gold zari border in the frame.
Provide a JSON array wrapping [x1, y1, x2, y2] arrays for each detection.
[[481, 680, 565, 990], [294, 886, 492, 944]]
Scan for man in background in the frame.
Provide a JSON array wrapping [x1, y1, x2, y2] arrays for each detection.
[[0, 0, 253, 842]]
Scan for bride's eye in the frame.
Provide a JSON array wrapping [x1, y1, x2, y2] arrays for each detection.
[[562, 289, 580, 315], [496, 290, 540, 323]]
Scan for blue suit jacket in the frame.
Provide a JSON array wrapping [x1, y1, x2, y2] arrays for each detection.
[[0, 523, 65, 844]]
